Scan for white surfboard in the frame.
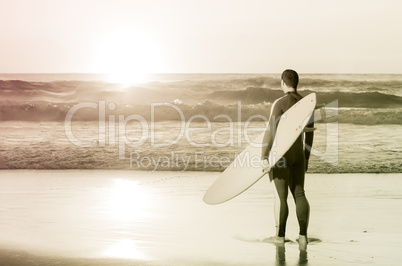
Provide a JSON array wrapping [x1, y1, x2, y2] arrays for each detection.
[[203, 93, 316, 205]]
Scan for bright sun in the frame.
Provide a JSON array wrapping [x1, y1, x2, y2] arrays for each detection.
[[93, 28, 164, 85]]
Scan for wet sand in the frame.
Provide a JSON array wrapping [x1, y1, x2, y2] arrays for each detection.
[[0, 170, 401, 265]]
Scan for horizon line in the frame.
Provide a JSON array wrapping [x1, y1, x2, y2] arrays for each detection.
[[1, 72, 402, 75]]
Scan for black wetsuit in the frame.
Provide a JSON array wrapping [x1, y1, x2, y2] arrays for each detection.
[[267, 91, 314, 237]]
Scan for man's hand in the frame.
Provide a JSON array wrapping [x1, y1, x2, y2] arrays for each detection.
[[261, 159, 271, 174], [303, 127, 316, 133], [262, 166, 271, 174]]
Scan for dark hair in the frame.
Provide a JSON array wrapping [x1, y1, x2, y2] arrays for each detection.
[[281, 69, 299, 89]]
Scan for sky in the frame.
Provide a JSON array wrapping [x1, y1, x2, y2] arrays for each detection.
[[1, 0, 402, 74]]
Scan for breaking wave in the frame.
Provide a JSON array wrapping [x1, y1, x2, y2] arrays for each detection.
[[0, 78, 401, 124]]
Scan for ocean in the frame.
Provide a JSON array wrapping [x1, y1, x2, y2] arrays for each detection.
[[0, 73, 401, 173]]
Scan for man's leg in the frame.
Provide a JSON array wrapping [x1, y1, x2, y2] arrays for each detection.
[[289, 162, 310, 237], [271, 169, 290, 238]]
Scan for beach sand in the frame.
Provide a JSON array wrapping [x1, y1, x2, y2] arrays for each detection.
[[0, 170, 401, 265]]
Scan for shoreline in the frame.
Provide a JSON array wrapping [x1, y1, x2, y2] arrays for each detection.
[[0, 168, 401, 174]]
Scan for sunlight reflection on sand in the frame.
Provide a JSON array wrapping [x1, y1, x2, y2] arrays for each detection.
[[106, 179, 154, 222], [101, 178, 155, 260], [103, 239, 148, 260]]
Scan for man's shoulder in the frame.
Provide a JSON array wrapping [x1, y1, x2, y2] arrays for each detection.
[[272, 94, 288, 108]]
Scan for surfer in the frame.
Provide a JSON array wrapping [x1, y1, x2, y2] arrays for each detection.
[[263, 69, 314, 247]]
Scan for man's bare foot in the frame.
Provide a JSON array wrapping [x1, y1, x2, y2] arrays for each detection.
[[298, 235, 308, 251]]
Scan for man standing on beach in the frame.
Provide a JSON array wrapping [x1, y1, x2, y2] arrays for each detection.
[[263, 69, 314, 248]]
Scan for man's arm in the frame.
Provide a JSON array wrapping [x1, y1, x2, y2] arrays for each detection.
[[304, 114, 314, 171]]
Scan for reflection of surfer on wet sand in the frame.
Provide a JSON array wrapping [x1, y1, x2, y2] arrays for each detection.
[[263, 70, 315, 249], [274, 244, 308, 266]]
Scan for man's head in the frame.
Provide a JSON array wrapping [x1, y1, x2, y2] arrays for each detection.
[[281, 69, 299, 91]]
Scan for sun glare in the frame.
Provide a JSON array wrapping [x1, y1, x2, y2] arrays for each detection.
[[93, 28, 164, 85], [107, 71, 149, 85]]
